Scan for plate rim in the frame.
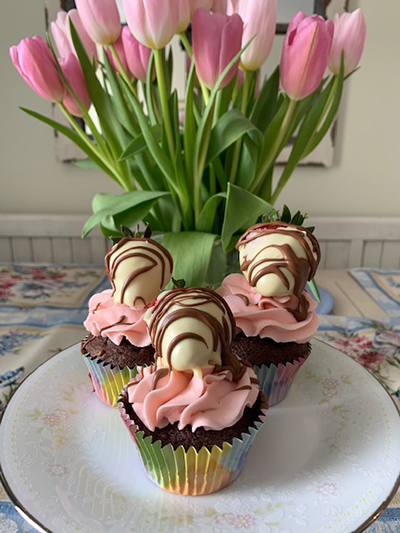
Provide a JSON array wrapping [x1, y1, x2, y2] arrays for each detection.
[[0, 339, 399, 533]]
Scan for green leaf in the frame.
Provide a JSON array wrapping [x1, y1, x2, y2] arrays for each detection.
[[145, 52, 158, 125], [221, 184, 274, 252], [302, 63, 345, 158], [82, 190, 170, 237], [184, 60, 197, 189], [20, 107, 117, 182], [120, 126, 161, 161], [197, 193, 227, 233], [250, 66, 280, 132], [120, 79, 178, 194], [162, 232, 218, 286], [308, 279, 321, 302], [70, 21, 127, 158], [70, 20, 133, 189], [103, 52, 137, 138], [271, 80, 335, 203], [73, 159, 101, 171], [193, 35, 257, 199], [236, 129, 264, 189], [281, 205, 292, 223], [206, 109, 260, 166]]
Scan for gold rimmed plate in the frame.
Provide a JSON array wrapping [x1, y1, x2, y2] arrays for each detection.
[[1, 339, 400, 532]]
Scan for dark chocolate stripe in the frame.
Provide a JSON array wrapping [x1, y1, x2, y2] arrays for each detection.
[[166, 333, 208, 368], [148, 287, 245, 380], [237, 223, 321, 322], [105, 237, 173, 301], [99, 315, 126, 333], [150, 367, 169, 390]]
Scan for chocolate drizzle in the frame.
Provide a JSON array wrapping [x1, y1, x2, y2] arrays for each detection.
[[237, 223, 321, 322], [99, 315, 126, 333], [147, 287, 246, 380], [105, 237, 173, 306], [150, 367, 169, 390]]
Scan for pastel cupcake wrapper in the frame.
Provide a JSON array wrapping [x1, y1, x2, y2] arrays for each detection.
[[83, 354, 144, 407], [254, 355, 308, 407], [118, 391, 268, 496]]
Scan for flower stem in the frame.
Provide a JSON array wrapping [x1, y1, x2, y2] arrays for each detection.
[[154, 48, 175, 160], [109, 44, 137, 98], [194, 101, 215, 226], [179, 32, 193, 59], [59, 103, 126, 189], [250, 98, 298, 198], [229, 70, 252, 184]]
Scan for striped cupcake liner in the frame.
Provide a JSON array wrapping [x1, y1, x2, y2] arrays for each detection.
[[118, 390, 268, 496], [83, 354, 142, 408], [254, 355, 308, 407]]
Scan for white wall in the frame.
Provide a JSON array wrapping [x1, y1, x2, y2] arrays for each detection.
[[1, 0, 399, 218]]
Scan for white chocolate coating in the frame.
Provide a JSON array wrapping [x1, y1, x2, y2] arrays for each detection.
[[106, 238, 173, 308], [238, 227, 318, 297], [145, 289, 235, 377]]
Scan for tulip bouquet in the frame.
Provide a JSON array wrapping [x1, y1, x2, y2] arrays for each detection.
[[10, 0, 366, 285]]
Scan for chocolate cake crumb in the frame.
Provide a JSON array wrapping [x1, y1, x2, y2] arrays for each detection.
[[231, 333, 311, 366], [121, 391, 267, 452], [81, 334, 155, 369]]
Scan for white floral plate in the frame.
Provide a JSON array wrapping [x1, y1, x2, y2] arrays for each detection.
[[1, 340, 400, 533]]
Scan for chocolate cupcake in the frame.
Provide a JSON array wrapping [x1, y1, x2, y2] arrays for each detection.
[[81, 236, 173, 407], [118, 287, 267, 496], [217, 222, 321, 406]]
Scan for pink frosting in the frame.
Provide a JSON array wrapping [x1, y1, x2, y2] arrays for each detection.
[[128, 365, 259, 432], [84, 290, 150, 347], [216, 274, 319, 344]]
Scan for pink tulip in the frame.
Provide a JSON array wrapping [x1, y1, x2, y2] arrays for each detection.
[[329, 9, 366, 76], [280, 12, 334, 100], [75, 0, 121, 45], [227, 0, 276, 71], [177, 0, 191, 33], [212, 0, 227, 13], [121, 26, 153, 82], [106, 30, 129, 75], [190, 0, 213, 18], [59, 53, 91, 116], [10, 35, 66, 103], [124, 0, 180, 49], [193, 9, 243, 90], [51, 9, 97, 61]]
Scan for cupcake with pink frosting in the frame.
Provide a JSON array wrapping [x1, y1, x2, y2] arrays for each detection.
[[217, 222, 321, 406], [118, 287, 267, 496], [81, 235, 173, 407]]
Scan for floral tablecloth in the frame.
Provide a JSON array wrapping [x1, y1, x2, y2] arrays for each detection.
[[0, 264, 399, 533]]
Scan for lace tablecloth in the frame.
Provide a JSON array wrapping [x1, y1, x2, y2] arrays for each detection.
[[0, 264, 399, 532]]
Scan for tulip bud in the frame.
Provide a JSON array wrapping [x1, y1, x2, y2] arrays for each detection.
[[10, 35, 66, 103], [328, 9, 366, 76], [51, 9, 97, 61], [190, 0, 213, 19], [280, 12, 333, 101], [124, 0, 180, 50], [227, 0, 276, 71], [193, 9, 243, 90], [75, 0, 121, 45], [177, 0, 191, 33], [106, 31, 129, 75], [121, 26, 153, 83], [59, 53, 92, 116]]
